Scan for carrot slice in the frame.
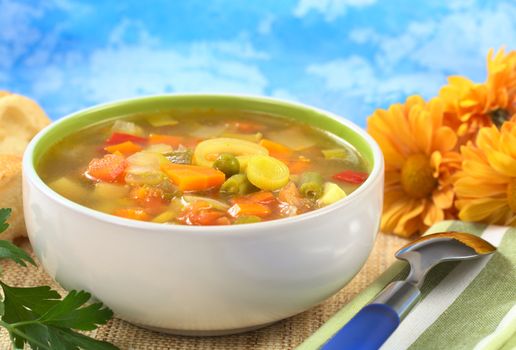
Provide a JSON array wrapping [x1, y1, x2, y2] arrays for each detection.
[[114, 208, 151, 221], [245, 191, 275, 204], [86, 154, 127, 182], [229, 191, 276, 218], [148, 134, 184, 147], [228, 202, 271, 217], [104, 141, 142, 155], [161, 163, 226, 191], [259, 139, 292, 157], [286, 158, 311, 174]]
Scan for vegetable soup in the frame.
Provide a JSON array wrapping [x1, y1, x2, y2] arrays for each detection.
[[37, 109, 370, 226]]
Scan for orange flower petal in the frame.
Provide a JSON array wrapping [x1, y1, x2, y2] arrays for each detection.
[[409, 105, 433, 154], [432, 187, 454, 209], [423, 201, 444, 227], [457, 198, 507, 222], [433, 127, 457, 153], [381, 198, 414, 233], [454, 177, 507, 198], [461, 160, 508, 183], [394, 201, 425, 236], [486, 150, 516, 177]]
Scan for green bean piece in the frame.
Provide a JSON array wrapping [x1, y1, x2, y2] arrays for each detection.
[[213, 153, 240, 177], [322, 148, 348, 160], [233, 215, 262, 224], [298, 171, 324, 199], [220, 174, 256, 195]]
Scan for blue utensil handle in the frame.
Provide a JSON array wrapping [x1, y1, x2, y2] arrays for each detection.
[[320, 303, 400, 350]]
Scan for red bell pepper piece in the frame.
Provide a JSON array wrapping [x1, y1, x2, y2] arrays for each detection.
[[332, 170, 368, 184], [105, 132, 147, 146]]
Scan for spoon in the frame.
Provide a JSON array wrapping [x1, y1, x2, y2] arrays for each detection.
[[321, 231, 496, 350]]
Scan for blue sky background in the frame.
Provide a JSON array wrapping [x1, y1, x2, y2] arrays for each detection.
[[1, 0, 515, 126]]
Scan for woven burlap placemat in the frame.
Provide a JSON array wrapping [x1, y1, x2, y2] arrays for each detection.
[[0, 233, 406, 350]]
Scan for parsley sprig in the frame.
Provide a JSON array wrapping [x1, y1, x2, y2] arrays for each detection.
[[0, 208, 119, 349]]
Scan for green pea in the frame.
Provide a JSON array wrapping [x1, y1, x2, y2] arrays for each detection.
[[213, 153, 240, 177], [233, 215, 262, 225], [220, 174, 256, 195], [298, 172, 324, 199]]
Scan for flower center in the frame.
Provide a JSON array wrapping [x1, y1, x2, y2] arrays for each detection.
[[490, 108, 510, 128], [507, 178, 516, 214], [400, 154, 437, 199]]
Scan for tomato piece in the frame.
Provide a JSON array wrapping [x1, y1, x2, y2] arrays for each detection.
[[332, 170, 369, 184], [86, 154, 127, 182], [106, 132, 147, 146], [177, 201, 229, 225], [129, 186, 167, 215]]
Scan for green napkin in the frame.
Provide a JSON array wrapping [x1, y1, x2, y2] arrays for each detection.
[[297, 221, 516, 350]]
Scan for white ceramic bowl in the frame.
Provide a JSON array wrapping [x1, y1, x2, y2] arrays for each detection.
[[23, 94, 384, 335]]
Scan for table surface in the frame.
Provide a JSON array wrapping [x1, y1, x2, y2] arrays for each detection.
[[0, 233, 407, 350]]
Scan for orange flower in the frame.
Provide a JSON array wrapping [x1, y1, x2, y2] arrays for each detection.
[[367, 96, 461, 237], [440, 48, 516, 143], [454, 119, 516, 226]]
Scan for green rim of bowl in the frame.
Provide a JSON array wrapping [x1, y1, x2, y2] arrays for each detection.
[[32, 94, 374, 169]]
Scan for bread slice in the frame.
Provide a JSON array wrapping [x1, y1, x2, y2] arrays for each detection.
[[0, 92, 51, 155], [0, 154, 25, 240]]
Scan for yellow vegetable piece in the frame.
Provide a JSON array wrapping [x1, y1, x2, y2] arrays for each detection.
[[193, 137, 268, 168], [152, 210, 178, 223], [267, 127, 316, 151], [145, 113, 178, 127], [49, 177, 90, 203], [318, 182, 347, 206], [246, 155, 290, 191], [152, 199, 183, 223], [93, 183, 130, 199]]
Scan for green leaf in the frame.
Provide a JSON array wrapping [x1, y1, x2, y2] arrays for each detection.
[[49, 328, 118, 350], [1, 282, 61, 317], [0, 208, 35, 266], [39, 290, 113, 331], [0, 282, 118, 349], [0, 241, 36, 266], [0, 208, 12, 233]]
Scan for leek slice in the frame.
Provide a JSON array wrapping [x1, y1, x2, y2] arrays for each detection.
[[246, 155, 290, 191], [193, 137, 268, 168]]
